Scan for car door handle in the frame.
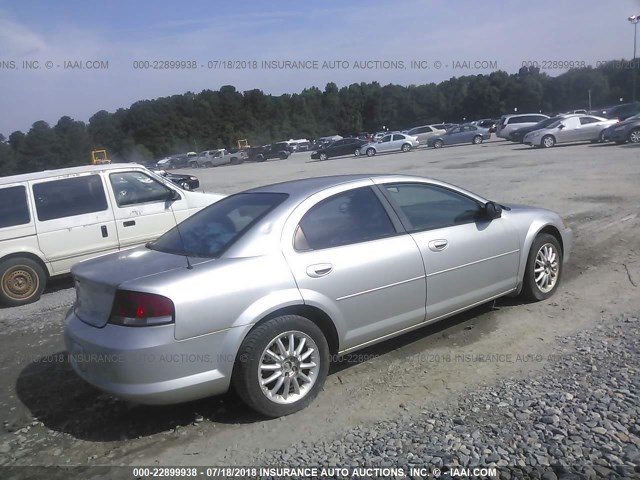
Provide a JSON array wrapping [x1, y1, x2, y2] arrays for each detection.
[[123, 220, 136, 227], [306, 263, 333, 278], [428, 239, 448, 251], [101, 225, 108, 238]]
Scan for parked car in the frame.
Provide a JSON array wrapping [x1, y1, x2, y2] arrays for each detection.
[[310, 138, 368, 160], [405, 125, 446, 145], [427, 125, 491, 148], [508, 116, 566, 143], [602, 113, 640, 144], [359, 133, 419, 156], [65, 174, 572, 416], [193, 149, 247, 167], [523, 114, 618, 148], [0, 164, 223, 306], [246, 143, 291, 162], [470, 119, 497, 133], [591, 102, 640, 121], [159, 152, 198, 169], [142, 163, 200, 190], [496, 114, 550, 139]]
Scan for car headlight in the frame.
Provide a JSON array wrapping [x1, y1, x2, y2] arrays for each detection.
[[189, 176, 197, 180], [530, 132, 542, 137]]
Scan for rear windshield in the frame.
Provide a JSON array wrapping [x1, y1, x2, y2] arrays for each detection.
[[149, 192, 288, 258]]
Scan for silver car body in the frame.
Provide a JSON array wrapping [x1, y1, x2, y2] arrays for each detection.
[[359, 134, 420, 155], [65, 175, 572, 405], [523, 114, 618, 147], [497, 113, 550, 139]]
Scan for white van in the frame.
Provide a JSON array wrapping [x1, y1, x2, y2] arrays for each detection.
[[0, 164, 224, 306]]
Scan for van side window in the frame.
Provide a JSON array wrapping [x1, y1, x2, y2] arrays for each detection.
[[33, 175, 108, 222], [0, 185, 30, 228], [109, 172, 172, 207]]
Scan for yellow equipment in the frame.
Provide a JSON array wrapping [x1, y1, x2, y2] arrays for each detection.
[[237, 139, 250, 149], [91, 150, 111, 165]]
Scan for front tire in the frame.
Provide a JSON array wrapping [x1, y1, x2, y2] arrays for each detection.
[[628, 128, 640, 143], [541, 135, 556, 148], [319, 153, 328, 161], [366, 148, 376, 157], [521, 234, 563, 301], [232, 315, 330, 417], [433, 139, 444, 149], [0, 257, 47, 306]]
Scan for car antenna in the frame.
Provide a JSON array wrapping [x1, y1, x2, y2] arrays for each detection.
[[168, 192, 193, 270]]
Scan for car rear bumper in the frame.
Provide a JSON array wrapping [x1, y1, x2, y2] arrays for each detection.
[[64, 311, 252, 405]]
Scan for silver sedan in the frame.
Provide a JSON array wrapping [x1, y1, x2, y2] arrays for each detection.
[[359, 133, 419, 156], [523, 114, 618, 147], [65, 175, 572, 417]]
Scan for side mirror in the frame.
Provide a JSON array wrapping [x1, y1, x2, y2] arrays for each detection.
[[167, 189, 181, 201], [484, 201, 502, 220], [558, 124, 565, 129]]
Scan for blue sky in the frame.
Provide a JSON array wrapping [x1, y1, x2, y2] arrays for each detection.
[[1, 0, 639, 136]]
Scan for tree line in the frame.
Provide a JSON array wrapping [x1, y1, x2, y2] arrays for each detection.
[[0, 60, 637, 176]]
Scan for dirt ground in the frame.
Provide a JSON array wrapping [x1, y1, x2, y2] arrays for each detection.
[[1, 138, 639, 468]]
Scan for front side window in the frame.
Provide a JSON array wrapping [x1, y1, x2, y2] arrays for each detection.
[[384, 183, 483, 231], [150, 192, 288, 258], [0, 185, 30, 228], [296, 187, 396, 251], [33, 175, 108, 222], [579, 117, 598, 125], [109, 172, 172, 207]]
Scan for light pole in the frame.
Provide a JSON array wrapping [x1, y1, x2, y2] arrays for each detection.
[[629, 15, 640, 102]]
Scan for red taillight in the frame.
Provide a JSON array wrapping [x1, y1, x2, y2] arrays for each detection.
[[110, 290, 174, 327]]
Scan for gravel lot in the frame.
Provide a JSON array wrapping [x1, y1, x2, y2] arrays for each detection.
[[1, 138, 639, 475]]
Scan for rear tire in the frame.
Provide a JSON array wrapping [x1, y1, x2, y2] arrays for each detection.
[[472, 135, 483, 144], [401, 143, 411, 152], [354, 149, 360, 157], [521, 234, 563, 302], [232, 315, 330, 417], [0, 257, 47, 306], [628, 128, 640, 143], [319, 153, 328, 161]]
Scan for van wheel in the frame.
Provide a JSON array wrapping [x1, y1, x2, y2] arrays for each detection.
[[232, 315, 329, 417], [0, 257, 47, 306]]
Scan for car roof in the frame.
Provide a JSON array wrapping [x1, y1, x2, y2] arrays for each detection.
[[0, 163, 146, 186]]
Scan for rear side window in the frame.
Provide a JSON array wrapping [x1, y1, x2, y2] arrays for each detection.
[[33, 175, 108, 222], [296, 187, 396, 250], [0, 185, 30, 228], [150, 192, 288, 258]]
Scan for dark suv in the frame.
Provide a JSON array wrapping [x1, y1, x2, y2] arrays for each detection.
[[246, 143, 291, 162], [592, 102, 640, 121]]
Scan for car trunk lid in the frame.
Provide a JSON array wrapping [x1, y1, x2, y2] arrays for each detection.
[[72, 247, 204, 328]]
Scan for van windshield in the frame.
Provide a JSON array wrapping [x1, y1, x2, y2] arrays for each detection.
[[149, 192, 288, 258]]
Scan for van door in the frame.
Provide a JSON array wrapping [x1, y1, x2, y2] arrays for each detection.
[[30, 173, 119, 274], [106, 170, 188, 249]]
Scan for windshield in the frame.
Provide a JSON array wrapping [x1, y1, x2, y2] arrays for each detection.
[[535, 116, 561, 128], [547, 120, 562, 129], [149, 192, 288, 258]]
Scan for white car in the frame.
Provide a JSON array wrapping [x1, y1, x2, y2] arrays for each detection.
[[359, 133, 419, 156], [523, 114, 619, 148], [0, 164, 224, 306]]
